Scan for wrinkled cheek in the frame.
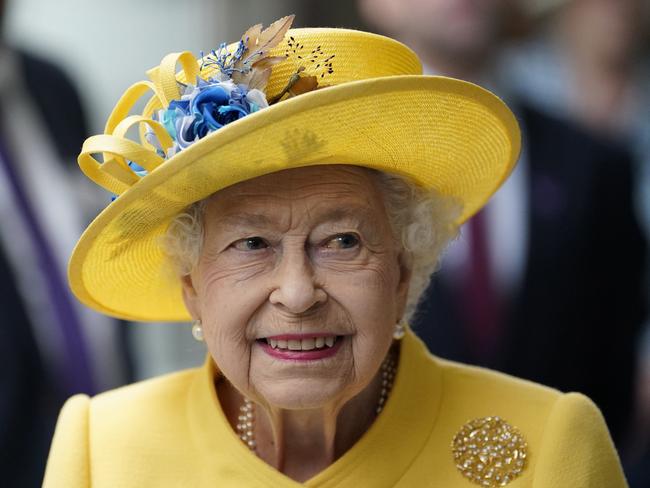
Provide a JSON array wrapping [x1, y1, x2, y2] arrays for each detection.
[[248, 344, 269, 381], [342, 281, 398, 382], [332, 284, 397, 337], [350, 326, 392, 378], [206, 330, 253, 389], [198, 282, 266, 392], [198, 284, 262, 342]]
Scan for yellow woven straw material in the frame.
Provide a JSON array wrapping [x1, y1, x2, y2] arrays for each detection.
[[69, 28, 521, 322]]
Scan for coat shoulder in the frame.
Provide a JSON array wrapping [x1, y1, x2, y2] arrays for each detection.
[[422, 356, 627, 487], [436, 355, 562, 406], [89, 366, 200, 425], [92, 367, 199, 405], [44, 367, 208, 487]]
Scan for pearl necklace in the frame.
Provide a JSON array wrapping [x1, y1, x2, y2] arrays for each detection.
[[236, 351, 398, 452]]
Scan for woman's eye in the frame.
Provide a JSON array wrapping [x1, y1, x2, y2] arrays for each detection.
[[232, 237, 269, 251], [325, 233, 360, 250]]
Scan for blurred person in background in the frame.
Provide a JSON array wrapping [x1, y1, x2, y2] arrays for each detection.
[[0, 0, 127, 485], [505, 0, 649, 137], [358, 0, 647, 462], [503, 0, 650, 483]]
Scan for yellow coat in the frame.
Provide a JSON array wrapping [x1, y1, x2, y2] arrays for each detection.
[[43, 331, 627, 487]]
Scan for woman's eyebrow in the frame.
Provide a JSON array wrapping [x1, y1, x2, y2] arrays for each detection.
[[316, 207, 377, 225], [218, 213, 277, 229]]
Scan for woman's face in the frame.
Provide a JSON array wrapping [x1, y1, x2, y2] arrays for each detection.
[[182, 165, 410, 410]]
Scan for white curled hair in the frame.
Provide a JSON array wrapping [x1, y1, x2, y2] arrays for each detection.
[[161, 169, 460, 323]]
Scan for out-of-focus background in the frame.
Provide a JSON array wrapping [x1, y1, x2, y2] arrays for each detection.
[[1, 0, 648, 486]]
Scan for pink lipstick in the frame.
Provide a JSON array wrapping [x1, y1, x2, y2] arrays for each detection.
[[257, 334, 344, 361]]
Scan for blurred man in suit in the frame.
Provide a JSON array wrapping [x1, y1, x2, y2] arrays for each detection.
[[359, 0, 646, 452], [502, 1, 650, 483], [0, 1, 127, 485]]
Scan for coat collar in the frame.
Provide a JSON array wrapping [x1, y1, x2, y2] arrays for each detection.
[[187, 328, 442, 487]]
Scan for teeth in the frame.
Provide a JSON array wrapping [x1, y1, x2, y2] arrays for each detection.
[[264, 336, 338, 350], [301, 338, 316, 350]]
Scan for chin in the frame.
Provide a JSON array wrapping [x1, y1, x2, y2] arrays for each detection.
[[254, 378, 350, 411]]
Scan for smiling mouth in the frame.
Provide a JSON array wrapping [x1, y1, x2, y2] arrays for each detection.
[[256, 335, 342, 351]]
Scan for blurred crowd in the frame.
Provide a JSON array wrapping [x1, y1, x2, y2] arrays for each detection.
[[0, 0, 648, 486]]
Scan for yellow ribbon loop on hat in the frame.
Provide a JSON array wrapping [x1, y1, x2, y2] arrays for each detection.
[[152, 51, 199, 107], [78, 134, 165, 195], [92, 134, 164, 174], [142, 95, 163, 121], [78, 146, 136, 196], [113, 115, 174, 156], [78, 51, 198, 196], [79, 80, 172, 195], [104, 81, 162, 135]]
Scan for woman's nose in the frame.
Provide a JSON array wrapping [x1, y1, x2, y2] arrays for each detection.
[[269, 249, 327, 314]]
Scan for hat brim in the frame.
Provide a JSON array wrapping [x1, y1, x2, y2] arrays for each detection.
[[69, 74, 520, 321]]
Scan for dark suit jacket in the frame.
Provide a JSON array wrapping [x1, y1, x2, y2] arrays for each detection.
[[413, 104, 647, 446], [0, 49, 89, 487], [21, 50, 89, 164]]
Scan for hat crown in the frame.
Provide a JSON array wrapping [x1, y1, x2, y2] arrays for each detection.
[[242, 28, 422, 99], [177, 28, 422, 105]]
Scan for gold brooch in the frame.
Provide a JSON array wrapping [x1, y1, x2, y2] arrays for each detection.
[[452, 416, 528, 487]]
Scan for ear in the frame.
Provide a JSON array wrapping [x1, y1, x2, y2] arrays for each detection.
[[395, 250, 412, 322], [181, 273, 201, 320]]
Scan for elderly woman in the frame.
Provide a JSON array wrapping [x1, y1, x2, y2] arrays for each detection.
[[44, 16, 627, 487]]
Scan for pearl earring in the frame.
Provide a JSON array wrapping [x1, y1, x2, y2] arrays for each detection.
[[191, 320, 204, 342], [393, 322, 406, 340]]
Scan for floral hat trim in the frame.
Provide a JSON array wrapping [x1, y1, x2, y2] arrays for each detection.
[[127, 15, 331, 178]]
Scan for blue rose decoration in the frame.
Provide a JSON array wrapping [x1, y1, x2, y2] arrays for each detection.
[[188, 84, 252, 140], [147, 78, 267, 162]]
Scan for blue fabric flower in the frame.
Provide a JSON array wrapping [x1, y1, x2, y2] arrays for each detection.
[[190, 85, 244, 137], [146, 77, 269, 163]]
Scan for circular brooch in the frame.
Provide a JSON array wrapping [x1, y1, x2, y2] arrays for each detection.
[[452, 416, 528, 487]]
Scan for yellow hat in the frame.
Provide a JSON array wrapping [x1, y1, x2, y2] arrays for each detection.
[[69, 16, 520, 322]]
